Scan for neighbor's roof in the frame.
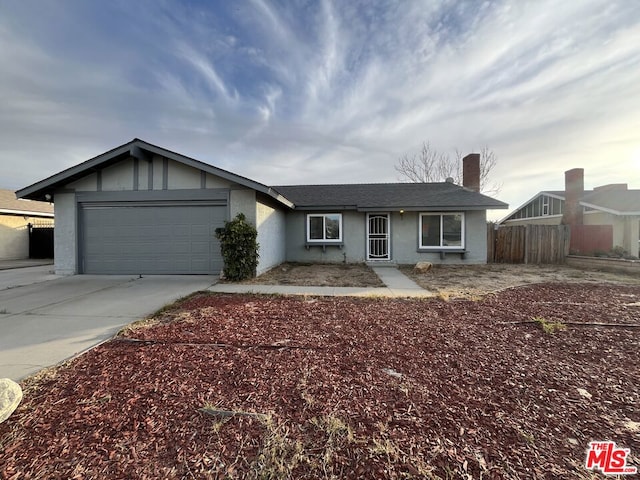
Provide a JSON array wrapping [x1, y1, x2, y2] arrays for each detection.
[[0, 189, 54, 217], [274, 183, 508, 211], [500, 187, 640, 223], [541, 189, 640, 215], [16, 138, 294, 208], [580, 189, 640, 214]]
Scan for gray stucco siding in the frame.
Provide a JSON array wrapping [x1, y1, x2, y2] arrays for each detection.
[[230, 189, 257, 226], [66, 173, 98, 191], [391, 210, 487, 264], [53, 192, 78, 275], [101, 158, 134, 191], [256, 200, 287, 275], [284, 209, 488, 265], [167, 161, 202, 189], [285, 210, 366, 263], [205, 173, 233, 189]]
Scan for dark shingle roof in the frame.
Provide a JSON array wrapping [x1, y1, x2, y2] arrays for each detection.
[[274, 183, 508, 211]]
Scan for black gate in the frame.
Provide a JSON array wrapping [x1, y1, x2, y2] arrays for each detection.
[[28, 223, 54, 259]]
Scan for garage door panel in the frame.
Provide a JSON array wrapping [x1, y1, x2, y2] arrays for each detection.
[[80, 204, 226, 274], [191, 241, 210, 254]]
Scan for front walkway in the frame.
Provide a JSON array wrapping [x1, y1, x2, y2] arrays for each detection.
[[208, 265, 432, 297]]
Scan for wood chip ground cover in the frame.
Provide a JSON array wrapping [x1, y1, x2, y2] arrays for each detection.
[[1, 283, 639, 479]]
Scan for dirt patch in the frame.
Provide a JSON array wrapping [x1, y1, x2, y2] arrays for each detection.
[[401, 263, 640, 299], [240, 262, 384, 287], [2, 285, 639, 479]]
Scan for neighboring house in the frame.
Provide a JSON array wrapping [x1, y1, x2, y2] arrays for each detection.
[[0, 189, 54, 260], [16, 139, 508, 275], [499, 168, 640, 256]]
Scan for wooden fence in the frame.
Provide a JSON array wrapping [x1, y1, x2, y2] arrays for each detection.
[[488, 224, 570, 264]]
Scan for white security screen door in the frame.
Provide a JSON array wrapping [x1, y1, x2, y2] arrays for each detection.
[[367, 214, 390, 260]]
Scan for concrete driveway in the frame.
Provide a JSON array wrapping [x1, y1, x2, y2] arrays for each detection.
[[0, 267, 216, 381]]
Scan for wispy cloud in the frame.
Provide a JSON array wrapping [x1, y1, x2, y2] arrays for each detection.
[[0, 0, 639, 218]]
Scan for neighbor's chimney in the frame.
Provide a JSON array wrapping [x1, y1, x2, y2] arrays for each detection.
[[462, 153, 480, 192], [562, 168, 584, 226]]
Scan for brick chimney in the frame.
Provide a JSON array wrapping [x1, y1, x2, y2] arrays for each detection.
[[462, 153, 480, 192], [561, 168, 584, 225]]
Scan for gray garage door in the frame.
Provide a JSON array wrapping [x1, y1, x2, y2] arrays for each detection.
[[80, 203, 226, 274]]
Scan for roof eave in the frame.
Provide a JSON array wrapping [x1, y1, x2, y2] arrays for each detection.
[[0, 209, 54, 217], [294, 204, 507, 211], [16, 139, 295, 209], [579, 201, 640, 216], [16, 142, 134, 201], [357, 205, 508, 212]]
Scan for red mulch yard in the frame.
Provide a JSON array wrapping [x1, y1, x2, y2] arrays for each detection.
[[1, 284, 639, 479]]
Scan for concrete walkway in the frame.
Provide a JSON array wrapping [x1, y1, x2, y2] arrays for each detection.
[[208, 265, 432, 297]]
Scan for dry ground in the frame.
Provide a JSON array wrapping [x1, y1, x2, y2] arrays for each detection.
[[401, 263, 640, 299], [237, 262, 637, 297], [239, 262, 384, 288], [1, 284, 639, 479]]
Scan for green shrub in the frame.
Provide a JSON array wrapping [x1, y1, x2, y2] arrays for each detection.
[[215, 213, 259, 281], [533, 316, 567, 335], [609, 245, 627, 258]]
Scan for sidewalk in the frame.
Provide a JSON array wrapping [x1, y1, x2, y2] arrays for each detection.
[[208, 265, 432, 298], [0, 259, 54, 270]]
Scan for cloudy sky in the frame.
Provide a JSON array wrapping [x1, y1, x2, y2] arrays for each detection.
[[1, 0, 639, 219]]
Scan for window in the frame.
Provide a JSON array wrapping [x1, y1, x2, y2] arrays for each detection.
[[419, 213, 464, 249], [307, 214, 342, 242], [542, 195, 550, 216]]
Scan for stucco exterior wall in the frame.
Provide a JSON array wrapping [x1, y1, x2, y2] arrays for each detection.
[[61, 157, 235, 193], [284, 210, 366, 263], [167, 161, 201, 189], [0, 215, 52, 260], [66, 173, 98, 191], [152, 156, 164, 190], [138, 160, 149, 190], [229, 189, 256, 226], [284, 210, 489, 265], [54, 192, 77, 274], [205, 173, 232, 189], [391, 210, 487, 264], [256, 201, 286, 275], [102, 158, 134, 191]]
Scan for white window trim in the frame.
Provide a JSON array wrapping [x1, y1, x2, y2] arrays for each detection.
[[418, 212, 465, 249], [306, 213, 343, 243], [542, 195, 550, 216]]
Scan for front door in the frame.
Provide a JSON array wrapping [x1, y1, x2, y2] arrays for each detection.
[[367, 214, 390, 261]]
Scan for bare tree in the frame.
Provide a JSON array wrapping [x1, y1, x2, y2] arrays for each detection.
[[395, 142, 502, 195]]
